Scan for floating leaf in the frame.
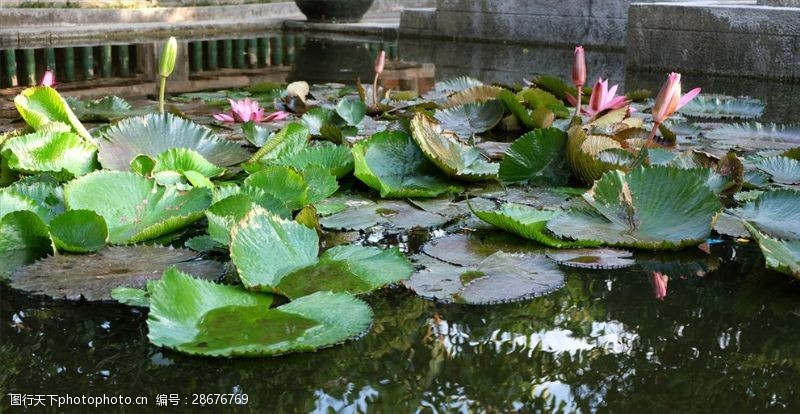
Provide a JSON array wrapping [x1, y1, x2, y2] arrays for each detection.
[[678, 95, 764, 119], [111, 286, 150, 307], [243, 165, 338, 211], [547, 166, 722, 249], [152, 147, 226, 179], [745, 222, 800, 279], [275, 145, 354, 179], [410, 113, 498, 181], [498, 128, 571, 185], [2, 131, 97, 178], [67, 96, 151, 121], [147, 268, 372, 357], [546, 248, 635, 269], [320, 197, 451, 231], [98, 113, 250, 171], [566, 125, 626, 185], [406, 248, 564, 305], [64, 171, 212, 244], [517, 88, 570, 118], [230, 210, 319, 292], [755, 156, 800, 184], [498, 89, 539, 130], [9, 245, 223, 301], [434, 100, 505, 136], [14, 86, 91, 140], [729, 189, 800, 239], [704, 122, 800, 152], [299, 107, 336, 136], [206, 194, 260, 245], [0, 189, 55, 224], [0, 211, 54, 278], [435, 76, 483, 94], [49, 210, 107, 253], [471, 202, 596, 248], [247, 122, 309, 164], [277, 245, 413, 298], [240, 121, 274, 147], [443, 85, 504, 108], [335, 98, 367, 126], [230, 209, 411, 296], [352, 131, 462, 198]]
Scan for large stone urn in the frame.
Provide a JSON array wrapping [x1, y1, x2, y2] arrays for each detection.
[[294, 0, 375, 22]]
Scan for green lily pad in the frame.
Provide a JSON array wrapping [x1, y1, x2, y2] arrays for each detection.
[[277, 245, 413, 299], [745, 222, 800, 279], [151, 148, 226, 178], [230, 209, 412, 297], [243, 164, 338, 211], [2, 131, 97, 178], [14, 86, 91, 141], [147, 268, 373, 357], [546, 248, 635, 269], [9, 245, 223, 301], [498, 127, 571, 185], [703, 122, 800, 152], [470, 202, 597, 248], [247, 122, 310, 165], [98, 113, 250, 171], [111, 286, 150, 307], [755, 156, 800, 184], [406, 250, 564, 305], [230, 210, 319, 292], [275, 144, 354, 179], [444, 85, 504, 108], [435, 76, 483, 94], [547, 166, 722, 249], [0, 210, 55, 278], [2, 175, 64, 220], [241, 122, 274, 147], [335, 98, 367, 126], [206, 194, 263, 246], [434, 100, 505, 136], [353, 131, 462, 198], [410, 113, 498, 181], [64, 171, 212, 244], [517, 87, 570, 118], [319, 197, 452, 231], [729, 189, 800, 239], [678, 95, 764, 119], [566, 125, 628, 185], [67, 95, 152, 121], [299, 107, 336, 136], [0, 188, 56, 224], [498, 89, 539, 130], [49, 210, 107, 253]]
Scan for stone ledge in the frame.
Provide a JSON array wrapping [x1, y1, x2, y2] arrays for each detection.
[[627, 2, 800, 80]]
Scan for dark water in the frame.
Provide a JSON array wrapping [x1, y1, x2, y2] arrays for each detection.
[[3, 35, 800, 413], [4, 239, 800, 413]]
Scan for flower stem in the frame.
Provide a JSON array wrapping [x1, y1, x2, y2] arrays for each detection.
[[372, 73, 380, 111], [574, 86, 583, 118], [158, 76, 167, 114], [644, 121, 661, 148]]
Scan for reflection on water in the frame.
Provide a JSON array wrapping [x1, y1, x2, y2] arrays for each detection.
[[4, 240, 800, 412]]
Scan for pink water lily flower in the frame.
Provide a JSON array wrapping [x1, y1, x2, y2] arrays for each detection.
[[644, 72, 701, 147], [40, 70, 56, 87], [651, 72, 701, 124], [213, 98, 289, 123], [566, 78, 629, 118]]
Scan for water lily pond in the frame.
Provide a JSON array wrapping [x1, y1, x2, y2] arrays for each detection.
[[2, 36, 800, 412]]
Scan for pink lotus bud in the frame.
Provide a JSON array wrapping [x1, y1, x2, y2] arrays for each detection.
[[572, 46, 586, 87], [374, 50, 386, 75], [652, 72, 701, 124], [40, 70, 56, 87]]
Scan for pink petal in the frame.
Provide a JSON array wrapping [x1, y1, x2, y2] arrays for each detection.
[[213, 113, 235, 122], [40, 70, 55, 87], [265, 110, 291, 122], [678, 87, 702, 109], [564, 92, 578, 107]]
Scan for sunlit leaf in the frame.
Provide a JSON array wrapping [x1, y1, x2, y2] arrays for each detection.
[[3, 131, 97, 178], [49, 210, 107, 253]]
